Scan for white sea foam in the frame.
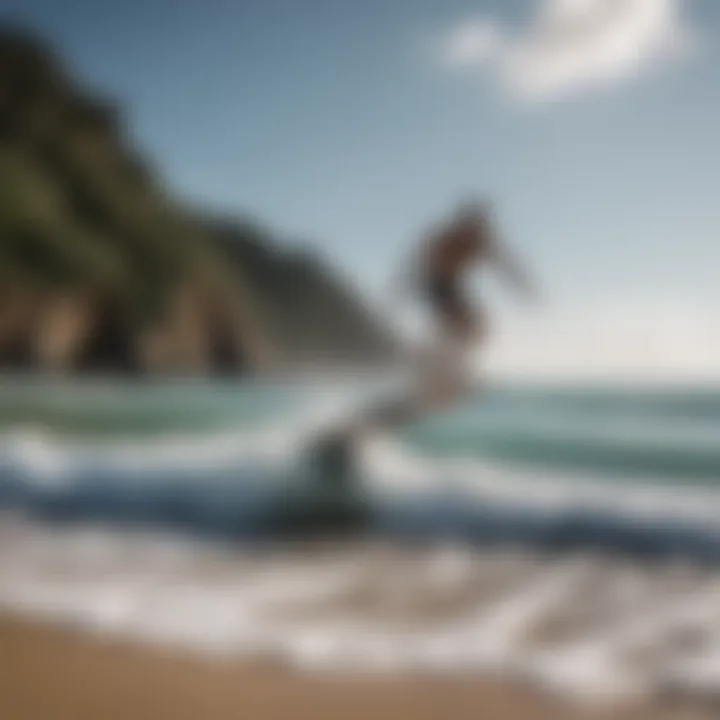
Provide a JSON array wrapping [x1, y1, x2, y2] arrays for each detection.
[[0, 377, 390, 487], [1, 515, 720, 707], [2, 412, 720, 537], [1, 379, 720, 712], [358, 436, 720, 533]]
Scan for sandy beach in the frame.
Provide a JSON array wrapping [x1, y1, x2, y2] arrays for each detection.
[[2, 515, 720, 719], [2, 615, 712, 720]]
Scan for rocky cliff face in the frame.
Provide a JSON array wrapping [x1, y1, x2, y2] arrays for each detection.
[[206, 219, 397, 368], [0, 26, 397, 376]]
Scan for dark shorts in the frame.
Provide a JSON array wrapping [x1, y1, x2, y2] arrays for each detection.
[[424, 275, 471, 327]]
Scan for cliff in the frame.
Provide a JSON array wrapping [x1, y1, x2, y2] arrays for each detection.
[[206, 218, 397, 367], [0, 26, 397, 376]]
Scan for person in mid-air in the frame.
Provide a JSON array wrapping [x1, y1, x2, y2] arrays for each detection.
[[394, 199, 539, 401], [409, 199, 538, 345], [308, 199, 539, 472]]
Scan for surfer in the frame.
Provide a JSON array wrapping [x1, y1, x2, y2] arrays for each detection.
[[308, 199, 538, 483], [410, 199, 537, 346], [395, 199, 538, 402]]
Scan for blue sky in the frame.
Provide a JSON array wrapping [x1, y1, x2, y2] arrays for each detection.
[[4, 0, 719, 377]]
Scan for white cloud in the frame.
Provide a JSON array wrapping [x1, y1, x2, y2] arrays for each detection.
[[444, 20, 504, 67], [443, 0, 696, 102]]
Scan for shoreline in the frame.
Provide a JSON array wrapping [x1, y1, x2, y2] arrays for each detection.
[[0, 615, 710, 720]]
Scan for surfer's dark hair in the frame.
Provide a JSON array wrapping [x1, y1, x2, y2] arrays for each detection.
[[455, 197, 493, 225]]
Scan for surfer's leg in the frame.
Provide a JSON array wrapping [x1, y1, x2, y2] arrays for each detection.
[[311, 281, 481, 458], [412, 284, 483, 420]]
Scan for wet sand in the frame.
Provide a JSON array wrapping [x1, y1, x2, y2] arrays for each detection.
[[0, 616, 711, 720]]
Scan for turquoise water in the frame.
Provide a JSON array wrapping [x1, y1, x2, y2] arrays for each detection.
[[2, 378, 719, 480], [404, 385, 720, 483], [0, 377, 302, 436], [1, 377, 719, 559]]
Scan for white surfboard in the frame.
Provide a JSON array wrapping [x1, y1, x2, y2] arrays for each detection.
[[305, 334, 474, 484]]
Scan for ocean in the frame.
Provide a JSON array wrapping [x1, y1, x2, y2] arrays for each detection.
[[1, 375, 720, 706]]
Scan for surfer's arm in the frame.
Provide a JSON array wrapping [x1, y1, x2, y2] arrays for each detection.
[[490, 242, 539, 301]]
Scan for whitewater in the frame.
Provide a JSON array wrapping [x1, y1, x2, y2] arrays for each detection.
[[1, 375, 720, 707]]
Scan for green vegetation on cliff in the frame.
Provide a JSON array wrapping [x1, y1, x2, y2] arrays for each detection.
[[0, 26, 396, 375]]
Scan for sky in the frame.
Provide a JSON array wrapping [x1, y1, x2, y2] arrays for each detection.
[[3, 0, 720, 379]]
